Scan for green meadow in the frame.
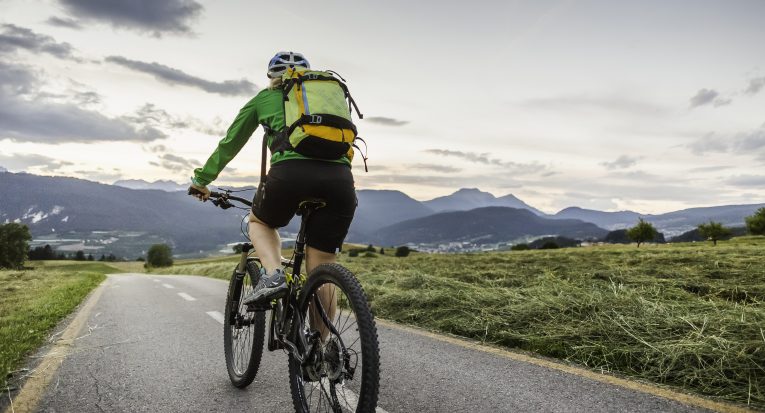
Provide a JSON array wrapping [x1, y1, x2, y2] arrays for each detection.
[[0, 261, 113, 389]]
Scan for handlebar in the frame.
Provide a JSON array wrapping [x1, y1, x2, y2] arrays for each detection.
[[209, 191, 252, 208], [188, 186, 253, 209]]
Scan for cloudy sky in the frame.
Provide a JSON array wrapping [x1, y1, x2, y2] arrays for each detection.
[[1, 0, 764, 214]]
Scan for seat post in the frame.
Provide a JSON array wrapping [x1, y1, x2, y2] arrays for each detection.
[[291, 206, 313, 279]]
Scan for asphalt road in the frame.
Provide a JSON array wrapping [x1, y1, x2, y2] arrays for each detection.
[[32, 274, 714, 413]]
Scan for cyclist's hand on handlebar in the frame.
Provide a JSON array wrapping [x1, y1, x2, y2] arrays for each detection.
[[188, 182, 211, 201]]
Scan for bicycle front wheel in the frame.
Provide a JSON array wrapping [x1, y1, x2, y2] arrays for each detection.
[[224, 259, 266, 388], [288, 263, 380, 413]]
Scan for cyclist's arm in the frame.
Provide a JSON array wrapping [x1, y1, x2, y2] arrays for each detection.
[[192, 97, 259, 186]]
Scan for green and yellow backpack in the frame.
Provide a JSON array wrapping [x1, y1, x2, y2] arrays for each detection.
[[268, 67, 366, 170]]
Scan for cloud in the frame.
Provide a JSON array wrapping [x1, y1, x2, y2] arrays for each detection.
[[157, 153, 200, 173], [0, 24, 80, 61], [423, 149, 547, 175], [127, 103, 226, 136], [600, 155, 641, 170], [0, 153, 72, 172], [57, 0, 203, 36], [687, 126, 765, 157], [688, 165, 733, 173], [745, 77, 765, 95], [409, 163, 461, 173], [0, 62, 165, 143], [73, 168, 123, 183], [105, 56, 257, 96], [365, 116, 408, 126], [521, 95, 668, 116], [46, 17, 83, 30], [688, 88, 730, 108], [725, 175, 765, 187], [357, 173, 524, 189], [687, 133, 729, 155]]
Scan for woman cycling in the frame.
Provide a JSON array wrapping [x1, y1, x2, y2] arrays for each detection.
[[188, 51, 357, 307]]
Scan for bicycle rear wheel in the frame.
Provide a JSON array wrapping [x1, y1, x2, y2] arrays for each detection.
[[224, 259, 266, 388], [288, 263, 380, 413]]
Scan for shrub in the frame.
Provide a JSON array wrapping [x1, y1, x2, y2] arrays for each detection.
[[746, 207, 765, 235], [348, 250, 359, 257], [366, 244, 376, 252], [395, 246, 411, 257], [511, 243, 530, 251], [0, 223, 32, 269], [539, 241, 559, 249], [363, 252, 378, 258], [146, 244, 173, 268]]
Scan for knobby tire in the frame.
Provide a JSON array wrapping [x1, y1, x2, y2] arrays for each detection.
[[288, 263, 380, 413], [224, 259, 266, 388]]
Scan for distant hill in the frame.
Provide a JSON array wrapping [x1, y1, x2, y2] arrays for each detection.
[[371, 207, 608, 246], [553, 204, 765, 236], [3, 172, 763, 253], [0, 172, 244, 254], [423, 188, 545, 215], [349, 190, 434, 239], [554, 207, 641, 230], [114, 179, 187, 192]]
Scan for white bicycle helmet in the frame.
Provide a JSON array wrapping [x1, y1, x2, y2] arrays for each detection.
[[267, 51, 310, 78]]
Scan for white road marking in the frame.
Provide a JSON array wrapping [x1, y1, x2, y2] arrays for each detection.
[[206, 311, 224, 324], [177, 292, 196, 301], [310, 380, 389, 413], [162, 283, 174, 289]]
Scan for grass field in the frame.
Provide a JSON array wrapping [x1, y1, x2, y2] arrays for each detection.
[[153, 237, 765, 409], [0, 261, 115, 389]]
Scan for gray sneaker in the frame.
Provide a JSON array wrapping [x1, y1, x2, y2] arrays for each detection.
[[243, 268, 288, 307]]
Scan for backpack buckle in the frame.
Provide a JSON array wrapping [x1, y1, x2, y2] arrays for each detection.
[[309, 115, 322, 124]]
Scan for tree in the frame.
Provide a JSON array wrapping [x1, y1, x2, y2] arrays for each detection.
[[87, 254, 94, 261], [232, 244, 244, 254], [627, 218, 658, 248], [0, 223, 32, 269], [366, 244, 376, 252], [511, 243, 530, 251], [75, 250, 86, 261], [146, 244, 173, 267], [380, 247, 385, 255], [745, 207, 765, 235], [395, 246, 411, 257], [697, 221, 732, 246]]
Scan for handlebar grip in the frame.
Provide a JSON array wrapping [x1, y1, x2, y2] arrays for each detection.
[[209, 191, 223, 198]]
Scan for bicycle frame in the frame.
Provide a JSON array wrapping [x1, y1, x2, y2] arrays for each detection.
[[230, 203, 323, 366]]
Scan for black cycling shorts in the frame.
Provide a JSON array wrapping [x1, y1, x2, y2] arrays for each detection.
[[251, 159, 357, 253]]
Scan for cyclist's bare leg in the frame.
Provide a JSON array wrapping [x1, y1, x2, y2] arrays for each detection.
[[307, 247, 337, 340], [248, 212, 282, 274]]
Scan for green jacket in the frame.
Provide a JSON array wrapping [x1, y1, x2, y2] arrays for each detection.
[[192, 88, 351, 186]]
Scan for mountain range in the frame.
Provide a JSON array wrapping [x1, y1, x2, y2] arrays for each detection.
[[1, 171, 762, 256]]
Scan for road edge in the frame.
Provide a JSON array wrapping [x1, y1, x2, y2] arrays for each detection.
[[4, 277, 109, 413], [376, 319, 754, 413]]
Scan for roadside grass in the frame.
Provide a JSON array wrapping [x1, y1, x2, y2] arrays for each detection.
[[0, 261, 114, 389], [152, 237, 765, 408]]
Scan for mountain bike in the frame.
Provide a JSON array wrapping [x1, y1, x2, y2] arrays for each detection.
[[201, 189, 380, 413]]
